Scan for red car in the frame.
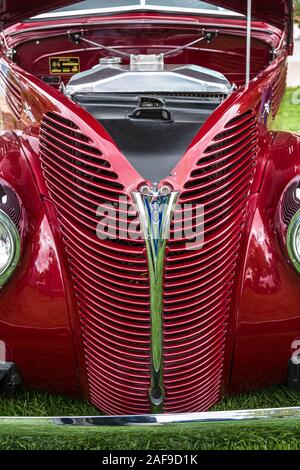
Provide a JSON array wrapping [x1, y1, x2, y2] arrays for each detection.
[[0, 0, 298, 418]]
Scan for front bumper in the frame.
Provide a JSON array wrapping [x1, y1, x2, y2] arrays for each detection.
[[1, 407, 300, 427]]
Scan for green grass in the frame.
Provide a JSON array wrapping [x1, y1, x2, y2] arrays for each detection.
[[272, 87, 300, 132], [1, 88, 300, 450], [295, 2, 300, 24], [0, 386, 300, 450]]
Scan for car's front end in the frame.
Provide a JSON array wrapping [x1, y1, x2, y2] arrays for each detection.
[[0, 0, 298, 420]]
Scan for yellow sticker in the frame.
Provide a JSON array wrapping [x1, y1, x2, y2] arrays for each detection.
[[49, 57, 80, 74]]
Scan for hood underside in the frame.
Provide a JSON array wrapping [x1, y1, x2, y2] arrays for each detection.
[[0, 0, 292, 32]]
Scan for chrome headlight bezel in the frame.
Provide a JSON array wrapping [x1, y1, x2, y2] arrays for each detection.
[[0, 209, 21, 287], [286, 208, 300, 273]]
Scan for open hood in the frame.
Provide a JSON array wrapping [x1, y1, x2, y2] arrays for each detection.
[[0, 1, 76, 27], [213, 0, 293, 33], [0, 0, 293, 33]]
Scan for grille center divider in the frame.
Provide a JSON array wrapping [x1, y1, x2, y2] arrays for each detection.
[[132, 185, 179, 413]]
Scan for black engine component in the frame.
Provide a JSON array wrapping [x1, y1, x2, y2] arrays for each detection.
[[0, 363, 21, 397], [74, 92, 222, 181]]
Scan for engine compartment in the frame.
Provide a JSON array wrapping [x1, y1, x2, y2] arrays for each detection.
[[14, 24, 273, 86], [65, 54, 232, 180], [11, 20, 275, 181]]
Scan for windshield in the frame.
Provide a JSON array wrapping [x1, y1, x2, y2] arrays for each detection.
[[32, 0, 241, 20]]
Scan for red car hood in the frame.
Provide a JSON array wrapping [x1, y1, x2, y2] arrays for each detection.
[[0, 0, 292, 32]]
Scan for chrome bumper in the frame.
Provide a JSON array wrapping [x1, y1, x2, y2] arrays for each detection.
[[1, 407, 300, 427]]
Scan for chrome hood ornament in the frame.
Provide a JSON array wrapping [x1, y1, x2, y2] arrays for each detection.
[[132, 185, 179, 413]]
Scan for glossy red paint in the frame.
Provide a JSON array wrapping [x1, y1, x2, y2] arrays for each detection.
[[0, 0, 75, 27], [0, 0, 292, 33], [0, 132, 79, 395], [212, 0, 293, 40], [230, 132, 300, 393], [0, 7, 298, 414], [12, 21, 273, 87]]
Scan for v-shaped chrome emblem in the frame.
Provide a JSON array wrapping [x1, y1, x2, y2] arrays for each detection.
[[132, 185, 179, 413]]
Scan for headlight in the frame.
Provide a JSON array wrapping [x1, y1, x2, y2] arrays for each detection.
[[287, 209, 300, 273], [0, 210, 21, 287]]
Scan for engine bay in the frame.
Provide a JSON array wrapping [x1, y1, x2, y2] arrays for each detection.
[[64, 54, 232, 180], [11, 21, 274, 181]]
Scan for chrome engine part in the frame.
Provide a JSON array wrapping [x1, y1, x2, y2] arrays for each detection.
[[65, 54, 232, 97]]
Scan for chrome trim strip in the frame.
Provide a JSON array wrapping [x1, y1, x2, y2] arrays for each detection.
[[132, 186, 178, 413], [53, 407, 300, 425], [1, 407, 300, 427], [33, 7, 243, 20]]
